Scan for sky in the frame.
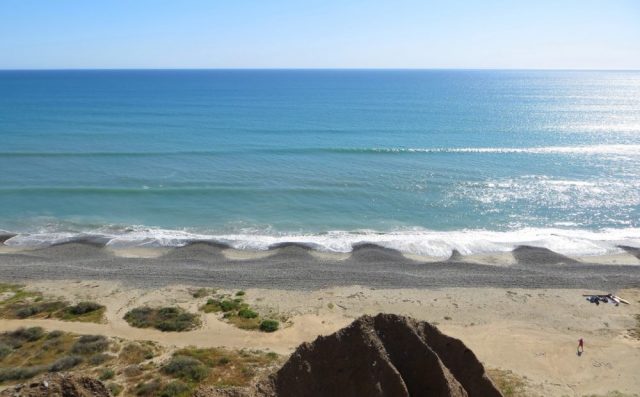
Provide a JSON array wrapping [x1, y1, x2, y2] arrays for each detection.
[[0, 0, 639, 69]]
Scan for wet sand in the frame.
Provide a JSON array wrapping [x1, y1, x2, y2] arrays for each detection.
[[0, 241, 639, 289]]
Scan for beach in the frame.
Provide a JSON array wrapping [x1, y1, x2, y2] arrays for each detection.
[[1, 242, 640, 396]]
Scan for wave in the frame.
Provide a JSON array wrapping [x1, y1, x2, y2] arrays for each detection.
[[324, 144, 640, 156], [0, 144, 638, 158], [3, 226, 640, 258]]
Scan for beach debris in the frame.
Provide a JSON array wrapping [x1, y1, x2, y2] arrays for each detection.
[[583, 293, 630, 306]]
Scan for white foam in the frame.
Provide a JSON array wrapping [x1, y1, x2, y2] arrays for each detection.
[[4, 226, 640, 258]]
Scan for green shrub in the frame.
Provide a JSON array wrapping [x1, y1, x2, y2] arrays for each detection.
[[89, 353, 113, 365], [124, 307, 200, 332], [107, 382, 123, 396], [99, 368, 115, 380], [13, 301, 66, 319], [238, 308, 258, 319], [42, 337, 63, 352], [160, 380, 191, 397], [0, 342, 11, 358], [49, 355, 82, 372], [47, 330, 63, 339], [135, 379, 162, 396], [259, 320, 279, 333], [71, 335, 109, 354], [0, 365, 47, 381], [219, 300, 241, 312], [162, 355, 209, 382], [10, 327, 45, 342], [235, 291, 246, 296], [68, 301, 103, 315]]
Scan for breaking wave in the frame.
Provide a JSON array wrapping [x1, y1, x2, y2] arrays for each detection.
[[3, 225, 640, 258]]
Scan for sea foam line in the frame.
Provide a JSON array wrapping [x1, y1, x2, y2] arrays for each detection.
[[4, 227, 640, 258]]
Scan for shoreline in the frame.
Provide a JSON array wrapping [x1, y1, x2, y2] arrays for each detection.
[[1, 241, 640, 290]]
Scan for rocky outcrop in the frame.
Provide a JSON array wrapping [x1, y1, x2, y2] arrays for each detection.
[[0, 374, 111, 397], [200, 314, 502, 397]]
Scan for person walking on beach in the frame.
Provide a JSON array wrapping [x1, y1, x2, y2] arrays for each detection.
[[577, 338, 584, 355]]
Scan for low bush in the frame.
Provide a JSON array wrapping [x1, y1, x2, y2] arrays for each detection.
[[124, 307, 200, 332], [119, 342, 157, 364], [162, 355, 209, 382], [219, 300, 242, 312], [89, 352, 113, 365], [67, 301, 103, 315], [49, 355, 83, 372], [135, 379, 162, 396], [0, 342, 11, 359], [238, 308, 258, 319], [12, 326, 45, 342], [259, 320, 279, 333], [13, 301, 66, 319], [99, 368, 115, 380], [107, 382, 123, 396], [0, 365, 47, 382], [159, 380, 191, 397], [71, 335, 109, 354], [47, 330, 64, 339]]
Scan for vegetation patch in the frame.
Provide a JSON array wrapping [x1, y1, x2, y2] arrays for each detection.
[[199, 291, 282, 332], [191, 288, 215, 299], [119, 341, 159, 364], [259, 319, 280, 333], [163, 347, 281, 389], [124, 307, 200, 332], [107, 382, 123, 396], [0, 284, 104, 323], [487, 368, 527, 397], [56, 301, 106, 323], [0, 328, 98, 383]]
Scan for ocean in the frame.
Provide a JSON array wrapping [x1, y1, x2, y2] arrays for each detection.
[[0, 69, 639, 256]]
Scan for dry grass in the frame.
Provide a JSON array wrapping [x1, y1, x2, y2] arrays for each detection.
[[0, 325, 281, 396], [0, 284, 104, 323], [487, 368, 528, 397], [168, 347, 281, 388], [119, 341, 159, 365], [0, 328, 112, 383]]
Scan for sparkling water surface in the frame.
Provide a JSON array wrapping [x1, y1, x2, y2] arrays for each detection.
[[1, 70, 639, 255]]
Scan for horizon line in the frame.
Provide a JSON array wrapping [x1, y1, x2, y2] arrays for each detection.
[[1, 67, 639, 72]]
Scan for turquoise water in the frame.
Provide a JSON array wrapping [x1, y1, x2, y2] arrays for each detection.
[[1, 70, 639, 255]]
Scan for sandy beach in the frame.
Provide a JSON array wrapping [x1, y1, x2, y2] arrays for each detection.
[[1, 242, 639, 396], [0, 280, 638, 396]]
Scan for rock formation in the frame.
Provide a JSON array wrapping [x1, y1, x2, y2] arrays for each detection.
[[201, 313, 502, 397]]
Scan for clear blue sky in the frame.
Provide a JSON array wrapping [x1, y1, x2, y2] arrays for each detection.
[[1, 0, 638, 69]]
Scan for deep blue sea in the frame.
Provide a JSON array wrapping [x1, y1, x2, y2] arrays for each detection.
[[1, 70, 639, 256]]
